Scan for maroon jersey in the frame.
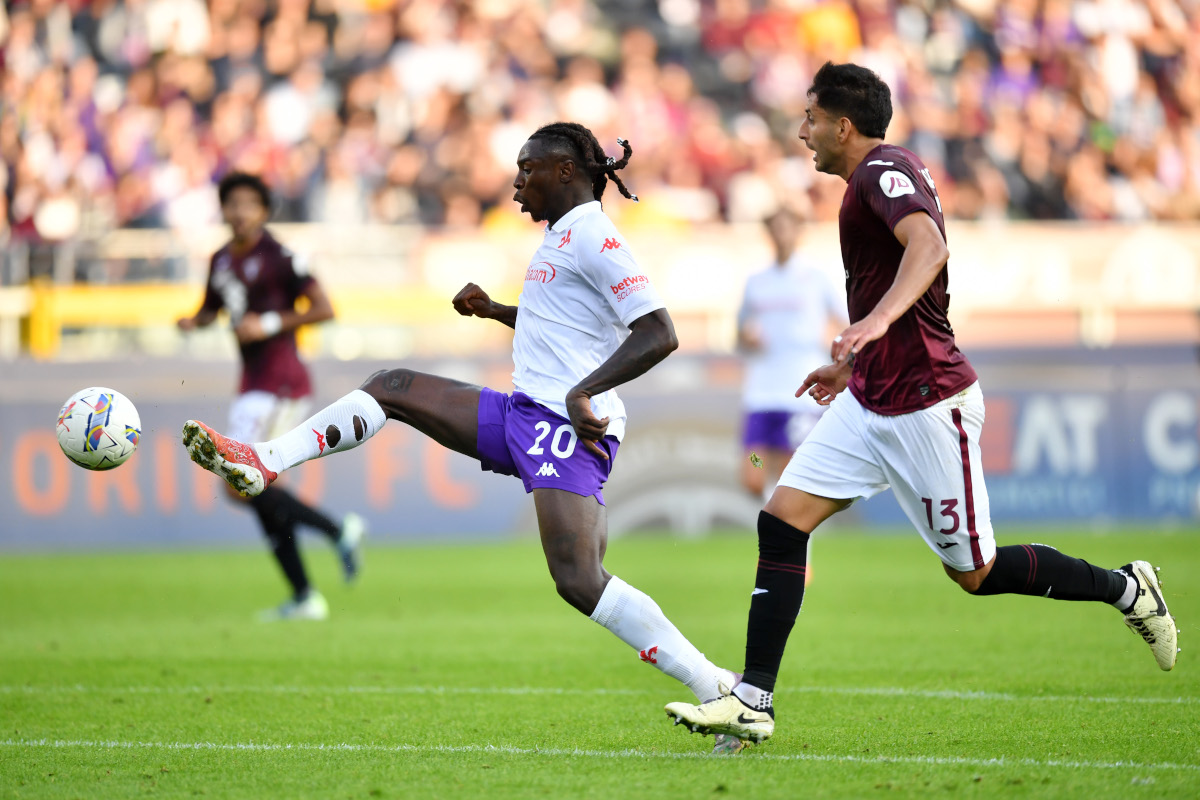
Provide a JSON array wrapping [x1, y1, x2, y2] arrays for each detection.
[[839, 144, 977, 415], [202, 230, 314, 399]]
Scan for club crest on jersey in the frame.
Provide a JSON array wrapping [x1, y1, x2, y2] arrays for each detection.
[[525, 261, 556, 283], [557, 230, 571, 249], [879, 170, 916, 199]]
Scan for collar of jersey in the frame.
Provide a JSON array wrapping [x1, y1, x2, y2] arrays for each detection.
[[545, 200, 601, 234]]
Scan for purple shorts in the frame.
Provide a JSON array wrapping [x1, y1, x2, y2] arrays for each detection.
[[743, 410, 795, 451], [476, 388, 619, 504]]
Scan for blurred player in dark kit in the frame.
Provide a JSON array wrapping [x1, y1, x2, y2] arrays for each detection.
[[666, 62, 1178, 749], [178, 172, 365, 621]]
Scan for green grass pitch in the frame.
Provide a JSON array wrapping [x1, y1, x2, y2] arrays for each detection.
[[2, 529, 1197, 799]]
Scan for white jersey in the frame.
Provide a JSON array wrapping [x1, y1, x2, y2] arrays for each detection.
[[738, 253, 846, 412], [512, 201, 666, 441]]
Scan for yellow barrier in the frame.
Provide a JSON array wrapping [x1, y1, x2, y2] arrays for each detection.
[[20, 282, 523, 359]]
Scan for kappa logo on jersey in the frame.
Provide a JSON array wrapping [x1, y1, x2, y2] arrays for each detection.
[[599, 238, 621, 253], [313, 428, 327, 454], [879, 169, 916, 199], [638, 646, 658, 664], [610, 274, 649, 301], [557, 229, 571, 249], [525, 261, 556, 283], [536, 462, 560, 477]]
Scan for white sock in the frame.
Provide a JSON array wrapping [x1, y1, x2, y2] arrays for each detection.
[[589, 576, 731, 701], [1112, 570, 1137, 612], [255, 389, 387, 474], [733, 681, 773, 711]]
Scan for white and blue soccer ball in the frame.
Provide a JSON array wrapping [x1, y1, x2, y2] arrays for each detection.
[[55, 387, 142, 471]]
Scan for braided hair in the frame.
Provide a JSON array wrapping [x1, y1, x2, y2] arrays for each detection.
[[529, 122, 639, 204]]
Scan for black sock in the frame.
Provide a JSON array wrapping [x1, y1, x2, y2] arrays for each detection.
[[258, 486, 340, 541], [250, 492, 311, 598], [974, 544, 1127, 602], [742, 510, 810, 694]]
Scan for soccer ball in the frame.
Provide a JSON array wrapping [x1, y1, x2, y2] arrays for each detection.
[[55, 387, 142, 471]]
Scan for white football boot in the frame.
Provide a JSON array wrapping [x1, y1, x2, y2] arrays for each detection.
[[258, 589, 329, 622], [666, 692, 774, 743], [1120, 561, 1178, 671]]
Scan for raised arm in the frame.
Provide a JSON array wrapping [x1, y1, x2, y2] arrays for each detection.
[[830, 210, 948, 365], [565, 307, 679, 457], [452, 282, 518, 329]]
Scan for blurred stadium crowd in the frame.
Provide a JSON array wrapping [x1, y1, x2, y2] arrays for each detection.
[[2, 0, 1198, 252]]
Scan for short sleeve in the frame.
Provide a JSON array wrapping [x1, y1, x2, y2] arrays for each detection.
[[281, 246, 316, 298], [860, 163, 939, 232], [576, 228, 666, 326]]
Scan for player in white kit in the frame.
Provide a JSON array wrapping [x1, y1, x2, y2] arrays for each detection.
[[181, 123, 738, 738], [666, 62, 1178, 750], [737, 208, 846, 500]]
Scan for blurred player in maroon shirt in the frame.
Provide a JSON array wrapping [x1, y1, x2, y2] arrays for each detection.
[[178, 172, 365, 621], [666, 62, 1177, 749]]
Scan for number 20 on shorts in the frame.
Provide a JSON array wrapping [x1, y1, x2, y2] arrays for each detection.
[[527, 422, 577, 458]]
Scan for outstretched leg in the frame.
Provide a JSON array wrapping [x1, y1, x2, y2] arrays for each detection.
[[664, 486, 848, 743], [947, 545, 1178, 671], [184, 369, 482, 496], [532, 488, 734, 703]]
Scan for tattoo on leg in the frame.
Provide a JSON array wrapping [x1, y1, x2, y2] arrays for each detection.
[[386, 371, 414, 393]]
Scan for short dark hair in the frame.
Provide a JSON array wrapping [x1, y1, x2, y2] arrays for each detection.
[[217, 171, 272, 209], [528, 122, 639, 204], [808, 62, 892, 140]]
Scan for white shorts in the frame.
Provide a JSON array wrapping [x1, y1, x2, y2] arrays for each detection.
[[778, 381, 995, 572], [226, 391, 312, 444]]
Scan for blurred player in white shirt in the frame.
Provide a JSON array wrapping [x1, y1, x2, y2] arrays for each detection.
[[737, 209, 847, 501]]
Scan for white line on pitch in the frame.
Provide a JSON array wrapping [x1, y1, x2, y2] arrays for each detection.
[[0, 684, 1195, 706], [1, 738, 1196, 773]]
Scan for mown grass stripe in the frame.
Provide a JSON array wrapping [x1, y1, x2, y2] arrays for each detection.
[[1, 683, 1195, 706], [2, 738, 1196, 773]]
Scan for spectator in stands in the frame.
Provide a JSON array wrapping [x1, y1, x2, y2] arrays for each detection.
[[1, 0, 1199, 254]]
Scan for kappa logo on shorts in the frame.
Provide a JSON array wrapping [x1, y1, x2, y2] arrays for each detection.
[[313, 428, 327, 454], [536, 462, 560, 477]]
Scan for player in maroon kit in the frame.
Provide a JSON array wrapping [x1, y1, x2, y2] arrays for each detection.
[[177, 172, 365, 621], [665, 62, 1178, 748]]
